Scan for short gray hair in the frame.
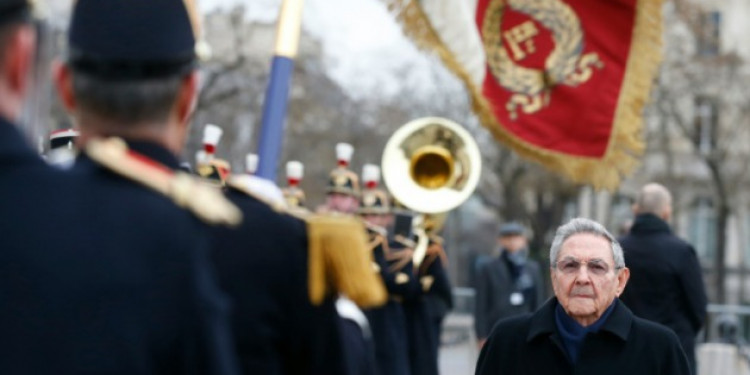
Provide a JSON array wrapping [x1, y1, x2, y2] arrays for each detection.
[[549, 218, 625, 269], [635, 183, 672, 216], [72, 70, 186, 125]]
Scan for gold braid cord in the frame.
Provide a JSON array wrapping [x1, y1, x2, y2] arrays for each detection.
[[307, 215, 388, 308], [85, 137, 242, 226], [380, 0, 663, 190]]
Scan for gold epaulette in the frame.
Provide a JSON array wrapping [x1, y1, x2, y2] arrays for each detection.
[[307, 214, 387, 309], [86, 138, 242, 227]]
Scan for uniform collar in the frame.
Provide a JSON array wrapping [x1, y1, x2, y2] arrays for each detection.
[[527, 298, 632, 343], [75, 138, 180, 171], [124, 140, 181, 170]]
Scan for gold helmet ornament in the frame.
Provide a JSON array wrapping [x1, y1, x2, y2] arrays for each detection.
[[326, 142, 360, 197], [197, 124, 226, 186], [282, 160, 306, 208], [358, 164, 390, 215]]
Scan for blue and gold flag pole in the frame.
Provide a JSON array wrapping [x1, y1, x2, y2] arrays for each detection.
[[256, 0, 305, 181]]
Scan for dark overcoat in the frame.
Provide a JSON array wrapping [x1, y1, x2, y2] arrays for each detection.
[[474, 254, 544, 340], [208, 185, 347, 375], [619, 213, 708, 372], [363, 233, 413, 375], [420, 250, 453, 359], [1, 122, 237, 375], [475, 298, 690, 375]]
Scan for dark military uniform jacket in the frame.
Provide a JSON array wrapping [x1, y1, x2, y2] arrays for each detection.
[[208, 183, 347, 375], [363, 226, 416, 375], [394, 236, 439, 375], [420, 236, 453, 360], [0, 120, 237, 375], [475, 298, 690, 375]]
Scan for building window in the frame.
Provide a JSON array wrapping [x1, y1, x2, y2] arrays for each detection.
[[697, 11, 721, 56], [693, 97, 718, 155], [689, 197, 716, 263], [610, 195, 634, 236]]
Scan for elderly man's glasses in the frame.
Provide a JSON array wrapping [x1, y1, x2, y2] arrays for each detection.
[[555, 257, 621, 276]]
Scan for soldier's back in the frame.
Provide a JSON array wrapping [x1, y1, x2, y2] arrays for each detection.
[[209, 186, 346, 375], [0, 130, 236, 375]]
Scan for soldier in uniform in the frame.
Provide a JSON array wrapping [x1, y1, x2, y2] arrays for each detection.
[[418, 218, 454, 370], [358, 163, 416, 375], [192, 128, 383, 374], [281, 160, 307, 210], [320, 144, 383, 375], [46, 127, 79, 168], [196, 123, 230, 186], [322, 142, 360, 214], [385, 207, 442, 375], [4, 0, 240, 374]]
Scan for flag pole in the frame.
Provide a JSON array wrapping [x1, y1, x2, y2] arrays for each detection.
[[256, 0, 305, 181]]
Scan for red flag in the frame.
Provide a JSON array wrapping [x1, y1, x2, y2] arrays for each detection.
[[385, 0, 663, 189]]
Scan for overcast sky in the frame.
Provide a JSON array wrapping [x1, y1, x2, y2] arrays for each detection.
[[200, 0, 435, 98], [42, 0, 438, 99]]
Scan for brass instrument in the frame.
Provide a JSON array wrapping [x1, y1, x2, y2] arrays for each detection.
[[381, 117, 481, 265]]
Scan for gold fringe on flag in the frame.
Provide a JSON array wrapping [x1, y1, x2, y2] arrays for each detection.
[[381, 0, 663, 190]]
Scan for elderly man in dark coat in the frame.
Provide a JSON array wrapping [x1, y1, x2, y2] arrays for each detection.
[[619, 183, 707, 374], [475, 218, 689, 375]]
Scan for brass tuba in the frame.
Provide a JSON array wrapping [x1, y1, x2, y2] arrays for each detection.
[[381, 117, 481, 265]]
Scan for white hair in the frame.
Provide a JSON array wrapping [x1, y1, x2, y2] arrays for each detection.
[[549, 218, 625, 269], [635, 183, 672, 216]]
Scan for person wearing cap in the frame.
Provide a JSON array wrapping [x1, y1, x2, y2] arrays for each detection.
[[189, 126, 353, 375], [419, 222, 454, 369], [196, 123, 230, 186], [358, 163, 414, 375], [281, 160, 307, 210], [47, 0, 243, 374], [474, 221, 544, 348], [45, 127, 79, 168], [319, 147, 393, 375], [386, 216, 438, 375], [209, 178, 353, 375], [186, 123, 362, 374], [322, 142, 360, 214]]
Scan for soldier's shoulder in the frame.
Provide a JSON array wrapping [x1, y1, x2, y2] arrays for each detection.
[[225, 175, 313, 228], [84, 137, 241, 227]]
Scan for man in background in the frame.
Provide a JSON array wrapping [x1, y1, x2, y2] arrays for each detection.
[[619, 182, 707, 374], [474, 222, 544, 348]]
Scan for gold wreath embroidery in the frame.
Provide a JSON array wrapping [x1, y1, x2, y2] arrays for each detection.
[[483, 0, 605, 120]]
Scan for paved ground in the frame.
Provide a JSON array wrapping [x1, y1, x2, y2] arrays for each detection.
[[439, 313, 478, 375]]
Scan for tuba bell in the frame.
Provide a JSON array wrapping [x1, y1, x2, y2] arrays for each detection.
[[381, 117, 482, 264]]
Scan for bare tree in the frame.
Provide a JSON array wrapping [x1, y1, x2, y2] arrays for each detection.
[[646, 0, 750, 303]]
